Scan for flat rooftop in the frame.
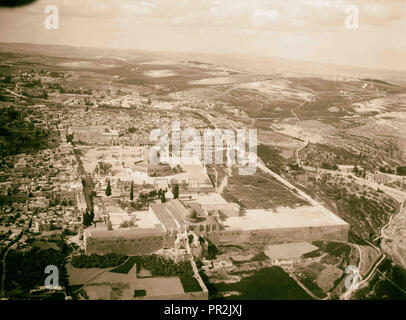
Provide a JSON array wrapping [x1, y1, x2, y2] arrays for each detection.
[[135, 210, 161, 229], [224, 205, 348, 231], [105, 205, 131, 229], [150, 199, 188, 231], [170, 160, 212, 185], [194, 193, 228, 206], [85, 210, 166, 239]]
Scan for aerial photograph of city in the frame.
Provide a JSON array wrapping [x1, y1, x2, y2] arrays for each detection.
[[0, 0, 405, 307]]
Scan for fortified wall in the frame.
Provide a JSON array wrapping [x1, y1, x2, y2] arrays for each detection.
[[84, 229, 177, 255], [218, 224, 349, 245]]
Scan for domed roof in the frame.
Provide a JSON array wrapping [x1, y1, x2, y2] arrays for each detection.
[[186, 208, 198, 222]]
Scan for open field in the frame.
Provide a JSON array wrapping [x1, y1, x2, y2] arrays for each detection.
[[71, 260, 186, 299], [67, 263, 113, 286], [222, 168, 308, 210]]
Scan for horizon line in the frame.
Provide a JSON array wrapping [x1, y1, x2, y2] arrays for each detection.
[[1, 40, 406, 75]]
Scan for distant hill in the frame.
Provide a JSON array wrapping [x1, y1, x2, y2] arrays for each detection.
[[0, 42, 405, 82]]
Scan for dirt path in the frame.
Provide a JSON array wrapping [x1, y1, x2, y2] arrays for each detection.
[[295, 141, 308, 165], [288, 272, 320, 300], [291, 99, 306, 119], [354, 244, 363, 281], [70, 257, 130, 294]]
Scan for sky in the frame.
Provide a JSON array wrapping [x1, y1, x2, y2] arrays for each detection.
[[0, 0, 405, 71]]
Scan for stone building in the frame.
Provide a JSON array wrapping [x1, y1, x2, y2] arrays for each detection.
[[214, 206, 349, 245], [84, 199, 349, 256], [132, 161, 172, 177], [84, 199, 221, 255], [70, 126, 119, 145]]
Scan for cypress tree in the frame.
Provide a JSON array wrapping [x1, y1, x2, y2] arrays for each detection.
[[130, 181, 134, 200], [106, 179, 112, 197], [160, 191, 166, 203], [173, 184, 179, 199]]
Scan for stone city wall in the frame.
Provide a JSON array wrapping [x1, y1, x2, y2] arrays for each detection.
[[218, 224, 349, 244], [85, 234, 165, 255]]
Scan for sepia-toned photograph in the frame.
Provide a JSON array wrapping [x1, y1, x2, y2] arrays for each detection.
[[0, 0, 405, 306]]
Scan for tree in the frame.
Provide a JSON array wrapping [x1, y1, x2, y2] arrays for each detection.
[[379, 166, 394, 174], [120, 220, 134, 228], [2, 75, 12, 83], [160, 191, 166, 203], [66, 133, 74, 144], [83, 209, 92, 227], [173, 184, 179, 199], [106, 180, 112, 197], [130, 181, 134, 201], [40, 91, 48, 99], [397, 166, 406, 176], [90, 209, 94, 222]]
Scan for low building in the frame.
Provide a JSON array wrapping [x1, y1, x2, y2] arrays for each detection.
[[150, 199, 220, 237], [84, 199, 221, 255], [189, 193, 240, 217], [132, 161, 172, 177], [338, 165, 355, 173]]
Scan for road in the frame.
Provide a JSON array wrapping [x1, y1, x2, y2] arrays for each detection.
[[295, 141, 308, 166], [289, 272, 320, 300], [73, 146, 94, 212], [354, 244, 363, 281], [291, 99, 307, 119]]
